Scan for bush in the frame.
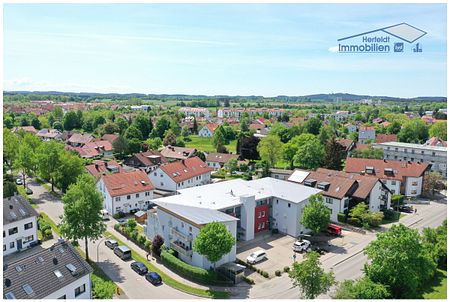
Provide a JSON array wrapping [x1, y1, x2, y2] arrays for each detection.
[[275, 270, 281, 276], [144, 240, 152, 251], [92, 274, 115, 299], [131, 231, 139, 241], [383, 209, 400, 221], [348, 217, 362, 227], [160, 249, 225, 285], [43, 228, 53, 238], [337, 212, 347, 223], [391, 194, 405, 206], [263, 271, 269, 278], [242, 276, 255, 284], [113, 212, 125, 219], [365, 211, 384, 227], [138, 234, 147, 246], [283, 266, 290, 273], [152, 235, 164, 257], [113, 224, 120, 231], [127, 219, 137, 229]]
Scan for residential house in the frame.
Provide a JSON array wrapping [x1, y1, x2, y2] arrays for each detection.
[[345, 158, 430, 197], [145, 178, 321, 269], [375, 134, 397, 144], [85, 160, 124, 181], [358, 126, 376, 143], [149, 157, 213, 192], [97, 170, 155, 215], [333, 110, 352, 122], [198, 123, 218, 138], [217, 108, 286, 119], [373, 141, 447, 177], [3, 240, 93, 299], [336, 138, 356, 155], [36, 129, 62, 141], [160, 146, 197, 161], [206, 153, 240, 170], [101, 134, 119, 145], [123, 150, 168, 173], [3, 195, 39, 256], [67, 133, 95, 147], [269, 168, 294, 180], [13, 126, 38, 135], [345, 123, 357, 133], [424, 137, 447, 147]]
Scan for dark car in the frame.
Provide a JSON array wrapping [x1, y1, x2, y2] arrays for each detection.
[[131, 262, 148, 275], [145, 272, 162, 285], [397, 205, 413, 213], [26, 187, 33, 195], [105, 239, 118, 250]]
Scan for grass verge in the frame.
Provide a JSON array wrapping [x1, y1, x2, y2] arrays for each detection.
[[185, 136, 237, 154], [17, 186, 38, 208], [105, 231, 229, 299], [422, 269, 447, 299], [39, 212, 61, 236]]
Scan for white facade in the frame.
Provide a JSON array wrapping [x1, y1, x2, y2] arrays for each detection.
[[270, 196, 309, 237], [206, 161, 222, 170], [179, 107, 210, 118], [404, 176, 423, 197], [217, 108, 285, 119], [3, 216, 38, 256], [44, 273, 92, 299], [149, 168, 211, 192], [97, 180, 154, 215], [380, 179, 401, 195], [198, 125, 214, 137], [322, 196, 349, 222]]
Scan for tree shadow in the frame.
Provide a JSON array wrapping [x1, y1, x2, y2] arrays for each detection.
[[418, 269, 447, 299], [95, 259, 127, 283]]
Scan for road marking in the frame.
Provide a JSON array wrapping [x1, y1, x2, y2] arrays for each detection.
[[332, 249, 364, 267]]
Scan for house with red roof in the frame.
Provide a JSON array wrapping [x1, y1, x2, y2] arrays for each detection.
[[345, 158, 430, 197], [375, 134, 397, 143], [149, 157, 213, 191], [66, 140, 113, 158], [198, 123, 219, 137], [85, 160, 124, 181], [13, 126, 38, 134], [97, 170, 155, 215], [424, 137, 447, 147]]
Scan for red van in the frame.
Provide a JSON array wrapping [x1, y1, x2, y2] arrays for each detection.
[[326, 224, 342, 236]]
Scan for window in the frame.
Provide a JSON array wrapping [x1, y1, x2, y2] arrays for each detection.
[[326, 198, 333, 204], [58, 295, 66, 299], [262, 222, 265, 229], [181, 222, 184, 228], [258, 212, 261, 218], [160, 174, 163, 177], [261, 211, 265, 218], [258, 223, 261, 230], [189, 226, 192, 232], [432, 152, 436, 156], [115, 207, 121, 212], [154, 172, 157, 176], [115, 197, 120, 202], [136, 193, 139, 198], [411, 190, 417, 195], [24, 222, 33, 230], [23, 235, 34, 244], [145, 192, 150, 196], [3, 245, 5, 251], [391, 181, 396, 185], [3, 231, 5, 237], [288, 203, 291, 208], [74, 284, 86, 297], [10, 242, 15, 249], [161, 182, 164, 186], [8, 227, 18, 235]]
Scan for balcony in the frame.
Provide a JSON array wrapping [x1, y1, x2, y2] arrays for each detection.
[[170, 241, 193, 257], [171, 227, 192, 243]]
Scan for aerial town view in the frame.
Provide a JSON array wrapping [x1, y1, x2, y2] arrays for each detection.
[[2, 2, 447, 301]]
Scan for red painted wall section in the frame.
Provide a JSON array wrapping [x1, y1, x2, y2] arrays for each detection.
[[254, 204, 269, 233]]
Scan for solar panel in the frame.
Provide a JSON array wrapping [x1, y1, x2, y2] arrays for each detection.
[[5, 292, 15, 299], [54, 270, 63, 279], [65, 263, 77, 275], [18, 208, 27, 216]]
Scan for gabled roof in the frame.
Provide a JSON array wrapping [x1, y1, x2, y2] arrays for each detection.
[[85, 160, 124, 180], [13, 126, 37, 134], [101, 134, 119, 144], [159, 157, 213, 183], [345, 158, 430, 181], [67, 132, 95, 145], [336, 138, 355, 151], [127, 150, 168, 167], [37, 128, 61, 138], [3, 241, 93, 299], [84, 140, 113, 152], [359, 126, 375, 131], [206, 153, 239, 164], [424, 137, 447, 147], [102, 170, 155, 197], [160, 145, 196, 160], [375, 134, 397, 143], [3, 195, 39, 225], [204, 123, 218, 133], [303, 171, 358, 199]]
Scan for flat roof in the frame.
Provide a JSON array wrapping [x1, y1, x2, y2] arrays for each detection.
[[374, 142, 447, 152]]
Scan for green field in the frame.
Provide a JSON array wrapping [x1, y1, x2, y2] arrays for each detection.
[[422, 269, 447, 299], [185, 136, 237, 154]]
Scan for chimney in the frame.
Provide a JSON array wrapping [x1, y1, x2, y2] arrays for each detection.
[[95, 163, 99, 170], [9, 205, 13, 210]]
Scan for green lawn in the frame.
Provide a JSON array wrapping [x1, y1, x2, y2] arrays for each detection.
[[422, 269, 447, 299], [185, 136, 237, 154], [17, 186, 38, 208]]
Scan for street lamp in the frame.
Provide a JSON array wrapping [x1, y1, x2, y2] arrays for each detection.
[[96, 237, 108, 262]]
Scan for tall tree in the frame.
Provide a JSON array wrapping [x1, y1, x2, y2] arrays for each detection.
[[163, 129, 177, 146], [398, 119, 429, 144], [193, 222, 235, 269], [60, 174, 106, 261], [423, 172, 446, 196], [154, 116, 171, 138], [31, 116, 41, 130], [56, 151, 85, 193], [124, 124, 143, 141], [112, 135, 129, 158], [133, 113, 152, 139], [422, 220, 447, 269], [257, 135, 283, 167], [289, 251, 335, 299], [429, 122, 447, 140], [323, 137, 346, 170], [300, 194, 330, 234], [115, 117, 129, 134], [304, 117, 322, 135], [93, 115, 107, 130], [63, 111, 80, 131], [14, 142, 36, 188], [3, 128, 19, 171], [192, 117, 198, 134], [37, 141, 63, 192], [333, 278, 390, 299], [364, 224, 436, 298], [294, 137, 325, 170]]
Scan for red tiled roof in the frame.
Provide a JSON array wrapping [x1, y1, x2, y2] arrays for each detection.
[[101, 134, 119, 144], [205, 123, 218, 133], [206, 153, 239, 164], [355, 143, 370, 150], [336, 139, 355, 151], [68, 132, 95, 145], [130, 151, 168, 167], [345, 158, 430, 181], [424, 137, 447, 147], [160, 146, 196, 160], [102, 170, 154, 197], [360, 126, 375, 131], [14, 126, 37, 134], [381, 121, 391, 127], [159, 157, 213, 183], [304, 170, 357, 199], [84, 140, 113, 152], [85, 160, 124, 180], [375, 134, 397, 143], [249, 123, 265, 130]]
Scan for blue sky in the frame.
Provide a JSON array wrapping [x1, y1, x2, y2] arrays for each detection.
[[3, 3, 447, 97]]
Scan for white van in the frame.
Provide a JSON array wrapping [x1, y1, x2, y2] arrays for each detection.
[[246, 250, 267, 264], [100, 209, 109, 220]]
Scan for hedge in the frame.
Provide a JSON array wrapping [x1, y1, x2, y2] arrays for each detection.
[[160, 249, 231, 286], [337, 212, 347, 223]]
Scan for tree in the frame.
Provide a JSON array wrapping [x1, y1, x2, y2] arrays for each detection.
[[31, 116, 41, 130], [3, 116, 14, 129], [124, 125, 143, 141], [213, 127, 226, 152], [53, 106, 64, 120], [152, 234, 164, 256], [154, 116, 171, 138], [37, 141, 63, 192], [304, 117, 322, 135], [63, 111, 80, 131], [224, 99, 230, 107], [93, 115, 106, 130], [386, 120, 401, 134], [193, 222, 235, 269], [225, 158, 238, 175], [257, 135, 283, 167], [145, 137, 162, 150], [333, 278, 390, 299], [163, 129, 177, 146], [423, 172, 446, 196], [56, 151, 85, 193], [289, 251, 335, 299], [294, 137, 325, 170], [192, 117, 198, 134], [53, 121, 63, 131], [3, 128, 19, 171], [237, 135, 260, 160], [14, 143, 35, 188], [102, 122, 120, 135], [429, 122, 447, 140], [115, 117, 129, 134], [169, 118, 182, 136], [181, 126, 190, 138], [364, 224, 436, 298], [348, 202, 384, 227], [133, 113, 152, 139], [113, 135, 129, 158], [127, 139, 143, 154], [398, 119, 429, 144], [282, 140, 298, 169], [350, 146, 384, 159], [323, 137, 346, 170], [300, 194, 330, 234], [60, 174, 106, 261], [422, 220, 447, 269]]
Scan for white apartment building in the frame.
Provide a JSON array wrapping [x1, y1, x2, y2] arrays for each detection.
[[146, 178, 322, 268], [178, 107, 211, 118], [373, 141, 447, 177], [3, 241, 93, 299], [149, 157, 213, 192], [97, 170, 155, 215], [3, 195, 39, 256], [217, 108, 285, 119]]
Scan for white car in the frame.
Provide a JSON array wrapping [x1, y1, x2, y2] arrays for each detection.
[[16, 178, 23, 185], [246, 250, 267, 264], [293, 239, 311, 253]]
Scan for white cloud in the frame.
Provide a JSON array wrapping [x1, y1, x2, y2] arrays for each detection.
[[328, 46, 339, 53]]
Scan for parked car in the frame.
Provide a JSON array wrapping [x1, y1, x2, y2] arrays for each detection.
[[100, 209, 109, 221], [117, 218, 127, 224], [16, 178, 23, 185], [145, 272, 162, 285], [246, 250, 267, 264], [130, 262, 148, 275], [25, 187, 33, 195], [105, 239, 118, 250], [396, 205, 413, 213], [114, 246, 132, 260], [293, 239, 311, 253], [326, 224, 342, 236]]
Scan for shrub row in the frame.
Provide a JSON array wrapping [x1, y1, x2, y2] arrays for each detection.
[[242, 276, 255, 284], [114, 223, 151, 252]]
